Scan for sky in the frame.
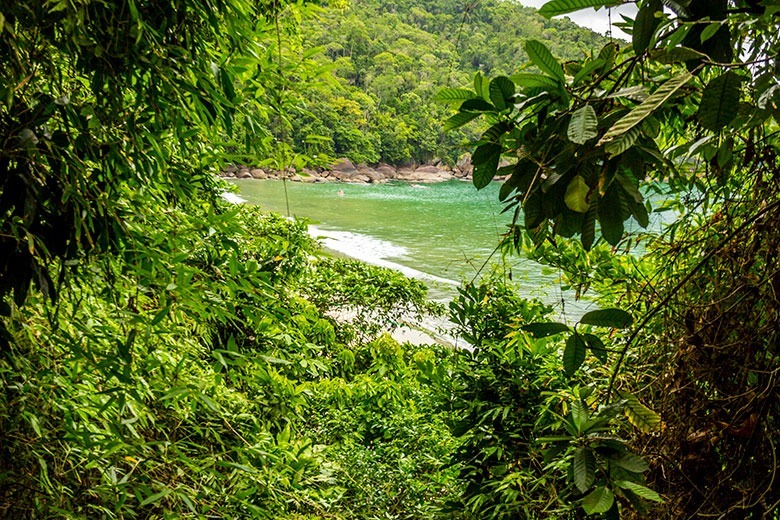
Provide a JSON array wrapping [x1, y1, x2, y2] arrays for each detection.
[[516, 0, 638, 39]]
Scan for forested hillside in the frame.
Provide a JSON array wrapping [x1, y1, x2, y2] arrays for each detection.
[[284, 0, 609, 166]]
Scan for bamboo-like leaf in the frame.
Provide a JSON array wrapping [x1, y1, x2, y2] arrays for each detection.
[[564, 332, 587, 376], [444, 111, 482, 131], [539, 0, 621, 18], [697, 71, 743, 131], [568, 105, 598, 144], [580, 308, 633, 328], [583, 486, 615, 514], [573, 447, 596, 493], [599, 72, 693, 145], [615, 480, 663, 502], [523, 322, 571, 338], [525, 40, 565, 83], [434, 87, 478, 105], [620, 391, 662, 432]]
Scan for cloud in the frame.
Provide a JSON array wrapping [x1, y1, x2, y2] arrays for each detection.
[[517, 1, 638, 39]]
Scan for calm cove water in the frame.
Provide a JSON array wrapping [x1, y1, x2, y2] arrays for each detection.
[[228, 178, 578, 311]]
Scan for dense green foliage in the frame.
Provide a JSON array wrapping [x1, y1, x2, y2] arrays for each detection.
[[442, 0, 780, 517], [283, 0, 609, 166], [4, 0, 780, 518]]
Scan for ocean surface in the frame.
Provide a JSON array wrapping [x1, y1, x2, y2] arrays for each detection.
[[226, 178, 586, 311]]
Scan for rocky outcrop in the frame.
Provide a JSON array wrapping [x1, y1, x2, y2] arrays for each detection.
[[219, 155, 480, 184]]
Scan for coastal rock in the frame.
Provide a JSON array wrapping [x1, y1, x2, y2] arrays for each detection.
[[331, 157, 358, 174], [250, 168, 266, 179], [375, 163, 397, 177], [237, 171, 253, 179]]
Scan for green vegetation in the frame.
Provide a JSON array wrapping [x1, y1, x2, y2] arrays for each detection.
[[2, 0, 779, 518], [442, 0, 780, 516], [285, 0, 609, 166]]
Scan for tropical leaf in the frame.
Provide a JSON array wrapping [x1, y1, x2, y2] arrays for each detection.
[[522, 322, 570, 338], [582, 333, 607, 362], [568, 105, 598, 144], [697, 71, 743, 131], [539, 0, 621, 18], [598, 184, 625, 245], [489, 76, 516, 111], [444, 111, 482, 131], [524, 190, 544, 229], [460, 98, 494, 112], [583, 486, 615, 514], [525, 40, 565, 82], [564, 332, 587, 376], [474, 72, 488, 100], [632, 2, 661, 55], [598, 72, 693, 145], [580, 308, 633, 328], [509, 73, 561, 89], [581, 202, 597, 250], [573, 58, 606, 85], [564, 175, 591, 213], [604, 125, 641, 158], [472, 143, 502, 189], [573, 447, 596, 493], [612, 453, 650, 473], [615, 480, 663, 502], [650, 46, 709, 64], [434, 87, 478, 105], [620, 391, 662, 432]]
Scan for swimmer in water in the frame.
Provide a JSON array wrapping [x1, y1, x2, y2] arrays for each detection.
[[338, 190, 344, 197]]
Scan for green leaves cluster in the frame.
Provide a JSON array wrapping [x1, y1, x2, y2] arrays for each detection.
[[440, 0, 780, 251]]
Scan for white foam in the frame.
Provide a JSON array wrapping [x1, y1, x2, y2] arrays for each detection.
[[309, 225, 459, 286], [221, 191, 247, 204]]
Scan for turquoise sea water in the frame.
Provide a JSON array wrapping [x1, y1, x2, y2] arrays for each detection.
[[228, 178, 576, 308]]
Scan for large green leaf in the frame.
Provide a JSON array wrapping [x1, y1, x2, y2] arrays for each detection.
[[581, 202, 598, 250], [583, 486, 615, 514], [472, 143, 502, 189], [580, 308, 633, 328], [523, 322, 571, 338], [434, 88, 478, 105], [604, 126, 641, 158], [599, 72, 693, 145], [582, 333, 607, 362], [564, 175, 591, 213], [568, 105, 598, 144], [443, 111, 482, 131], [489, 76, 516, 111], [632, 1, 661, 55], [509, 73, 561, 89], [573, 447, 596, 493], [525, 40, 565, 83], [539, 0, 621, 18], [598, 184, 625, 245], [620, 391, 662, 432], [612, 453, 650, 473], [697, 71, 743, 131], [564, 332, 587, 376], [615, 480, 663, 502]]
